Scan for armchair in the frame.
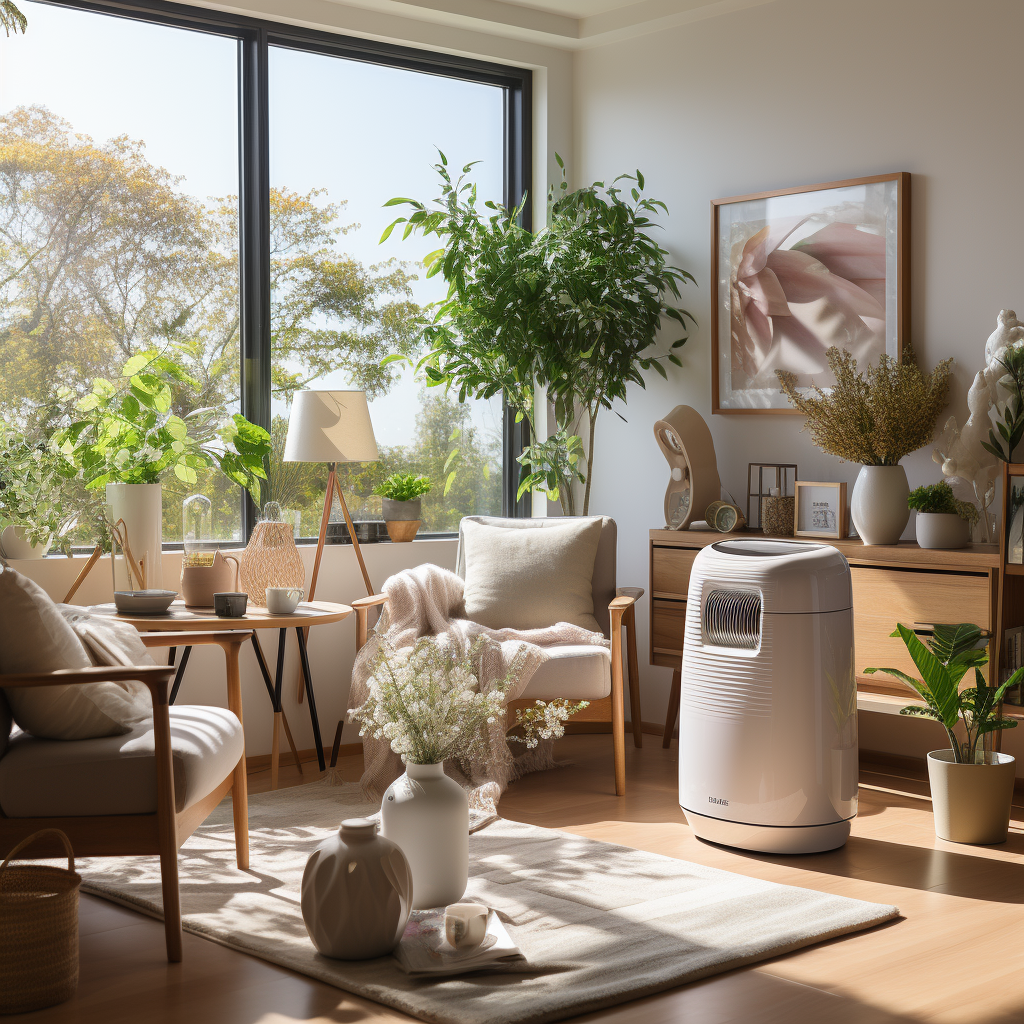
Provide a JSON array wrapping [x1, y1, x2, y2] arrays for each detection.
[[0, 630, 248, 963], [354, 516, 643, 796]]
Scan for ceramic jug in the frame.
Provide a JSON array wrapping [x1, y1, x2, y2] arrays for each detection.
[[180, 551, 240, 608]]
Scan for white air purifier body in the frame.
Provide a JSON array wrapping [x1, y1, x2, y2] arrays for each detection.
[[678, 539, 857, 854]]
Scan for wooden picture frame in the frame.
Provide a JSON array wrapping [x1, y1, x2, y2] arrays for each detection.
[[711, 172, 910, 415], [794, 481, 848, 539]]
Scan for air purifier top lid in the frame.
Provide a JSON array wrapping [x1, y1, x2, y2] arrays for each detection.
[[700, 539, 851, 613]]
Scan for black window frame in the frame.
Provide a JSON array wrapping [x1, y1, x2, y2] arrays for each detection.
[[30, 0, 533, 538]]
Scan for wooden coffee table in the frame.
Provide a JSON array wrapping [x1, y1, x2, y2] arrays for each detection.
[[90, 601, 352, 786]]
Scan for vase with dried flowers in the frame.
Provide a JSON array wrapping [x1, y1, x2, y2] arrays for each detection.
[[777, 346, 952, 545]]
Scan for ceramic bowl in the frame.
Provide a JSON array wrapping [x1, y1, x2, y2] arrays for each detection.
[[113, 589, 178, 615]]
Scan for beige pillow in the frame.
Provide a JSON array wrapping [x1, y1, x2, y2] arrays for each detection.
[[461, 518, 603, 632], [0, 569, 150, 740]]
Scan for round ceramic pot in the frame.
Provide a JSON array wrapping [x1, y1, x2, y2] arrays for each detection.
[[300, 818, 413, 959], [106, 482, 163, 590], [850, 465, 910, 545], [926, 749, 1016, 844], [0, 525, 52, 560], [915, 512, 969, 550], [382, 498, 421, 522], [381, 761, 468, 910], [180, 552, 240, 608]]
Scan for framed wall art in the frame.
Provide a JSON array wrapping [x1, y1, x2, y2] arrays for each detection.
[[712, 172, 909, 414], [794, 481, 848, 539]]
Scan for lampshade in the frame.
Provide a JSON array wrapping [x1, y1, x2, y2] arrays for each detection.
[[283, 390, 379, 464]]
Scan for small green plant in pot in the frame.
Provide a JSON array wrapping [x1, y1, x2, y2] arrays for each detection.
[[866, 622, 1020, 843], [374, 474, 431, 543], [907, 481, 979, 550]]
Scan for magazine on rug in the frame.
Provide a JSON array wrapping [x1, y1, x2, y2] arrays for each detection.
[[393, 908, 525, 977]]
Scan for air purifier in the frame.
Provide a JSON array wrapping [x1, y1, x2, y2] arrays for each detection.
[[678, 539, 857, 854]]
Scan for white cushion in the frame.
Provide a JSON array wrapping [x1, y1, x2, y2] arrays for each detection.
[[461, 517, 603, 632], [521, 645, 612, 700], [0, 705, 243, 817], [0, 568, 153, 740]]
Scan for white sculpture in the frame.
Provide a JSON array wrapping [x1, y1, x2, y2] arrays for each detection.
[[933, 309, 1024, 542]]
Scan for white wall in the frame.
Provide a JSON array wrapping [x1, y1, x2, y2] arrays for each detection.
[[17, 541, 456, 758], [575, 0, 1024, 739]]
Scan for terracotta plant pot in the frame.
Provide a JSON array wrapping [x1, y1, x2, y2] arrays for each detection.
[[926, 749, 1016, 844], [915, 512, 969, 550], [180, 552, 240, 608]]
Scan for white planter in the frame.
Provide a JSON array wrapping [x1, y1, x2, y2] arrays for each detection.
[[300, 818, 413, 960], [0, 525, 52, 560], [927, 749, 1016, 844], [381, 761, 468, 909], [106, 482, 163, 590], [850, 465, 910, 545], [915, 512, 969, 550]]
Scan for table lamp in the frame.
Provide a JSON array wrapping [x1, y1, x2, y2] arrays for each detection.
[[284, 390, 379, 601]]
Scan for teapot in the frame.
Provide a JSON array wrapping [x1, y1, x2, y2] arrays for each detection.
[[180, 550, 241, 609]]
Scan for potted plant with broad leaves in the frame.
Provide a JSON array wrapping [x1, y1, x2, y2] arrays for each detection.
[[777, 346, 952, 545], [865, 622, 1020, 843], [381, 153, 695, 515], [373, 473, 431, 543], [56, 351, 270, 589], [908, 482, 979, 550], [0, 425, 79, 559]]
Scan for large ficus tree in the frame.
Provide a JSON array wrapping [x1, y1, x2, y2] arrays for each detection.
[[383, 154, 695, 515]]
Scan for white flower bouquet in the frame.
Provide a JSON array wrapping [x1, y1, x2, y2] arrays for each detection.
[[349, 634, 589, 766]]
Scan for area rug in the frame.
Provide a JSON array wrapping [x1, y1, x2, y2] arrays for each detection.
[[79, 783, 899, 1024]]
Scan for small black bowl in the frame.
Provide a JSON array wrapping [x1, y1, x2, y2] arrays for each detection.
[[213, 592, 248, 618]]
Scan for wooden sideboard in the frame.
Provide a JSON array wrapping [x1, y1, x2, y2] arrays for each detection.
[[650, 529, 1004, 746]]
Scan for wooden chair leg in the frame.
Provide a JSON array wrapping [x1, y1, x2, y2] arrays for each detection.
[[662, 667, 681, 749], [610, 611, 626, 797], [625, 605, 643, 749], [221, 639, 249, 870], [152, 694, 182, 962], [159, 837, 183, 963]]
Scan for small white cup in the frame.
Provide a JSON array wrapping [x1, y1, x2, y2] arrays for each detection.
[[265, 586, 304, 614], [445, 903, 488, 951]]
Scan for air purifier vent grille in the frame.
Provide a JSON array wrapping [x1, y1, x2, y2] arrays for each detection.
[[703, 589, 761, 649]]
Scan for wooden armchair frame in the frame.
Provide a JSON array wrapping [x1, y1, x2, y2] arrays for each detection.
[[0, 630, 251, 963], [352, 588, 643, 796]]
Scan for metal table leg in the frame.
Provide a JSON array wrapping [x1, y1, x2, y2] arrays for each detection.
[[295, 626, 325, 771], [251, 630, 304, 788], [168, 646, 192, 705]]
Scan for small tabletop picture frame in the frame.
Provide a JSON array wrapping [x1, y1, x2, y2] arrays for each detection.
[[794, 481, 848, 539]]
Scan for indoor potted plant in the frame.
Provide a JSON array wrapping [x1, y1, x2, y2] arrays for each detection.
[[866, 622, 1020, 843], [778, 346, 952, 545], [0, 426, 78, 559], [373, 473, 431, 542], [56, 350, 270, 588], [908, 481, 979, 550]]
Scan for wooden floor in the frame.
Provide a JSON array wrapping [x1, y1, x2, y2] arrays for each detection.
[[12, 736, 1024, 1024]]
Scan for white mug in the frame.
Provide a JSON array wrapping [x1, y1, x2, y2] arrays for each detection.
[[265, 586, 304, 614]]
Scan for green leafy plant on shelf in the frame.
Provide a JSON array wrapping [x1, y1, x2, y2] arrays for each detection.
[[981, 343, 1024, 462], [865, 622, 1020, 764], [906, 481, 979, 523], [372, 473, 432, 503], [55, 351, 271, 501]]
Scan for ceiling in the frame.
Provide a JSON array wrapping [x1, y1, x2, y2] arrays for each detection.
[[323, 0, 781, 49]]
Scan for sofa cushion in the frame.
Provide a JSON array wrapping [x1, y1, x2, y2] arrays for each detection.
[[0, 705, 243, 817], [0, 569, 150, 740], [461, 517, 603, 633], [521, 645, 612, 700]]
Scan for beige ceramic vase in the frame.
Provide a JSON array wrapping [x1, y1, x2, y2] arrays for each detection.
[[180, 552, 240, 608], [927, 750, 1016, 843], [300, 818, 413, 960]]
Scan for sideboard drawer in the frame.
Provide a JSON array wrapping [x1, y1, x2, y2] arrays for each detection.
[[652, 546, 699, 599], [652, 598, 686, 660], [851, 565, 994, 685]]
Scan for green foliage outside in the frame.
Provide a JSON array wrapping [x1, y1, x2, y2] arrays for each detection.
[[865, 622, 1019, 763], [373, 473, 431, 502], [906, 481, 979, 523]]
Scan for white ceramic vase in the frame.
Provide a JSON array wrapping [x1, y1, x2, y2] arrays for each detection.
[[300, 818, 413, 959], [106, 482, 163, 590], [915, 512, 969, 550], [926, 750, 1016, 844], [0, 525, 52, 560], [850, 465, 910, 545], [381, 761, 468, 910]]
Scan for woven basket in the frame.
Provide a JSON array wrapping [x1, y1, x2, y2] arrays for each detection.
[[0, 829, 81, 1014]]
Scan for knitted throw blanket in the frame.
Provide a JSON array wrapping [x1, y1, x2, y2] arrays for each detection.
[[347, 563, 609, 817]]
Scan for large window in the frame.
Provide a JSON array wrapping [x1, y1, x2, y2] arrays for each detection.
[[0, 0, 530, 545]]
